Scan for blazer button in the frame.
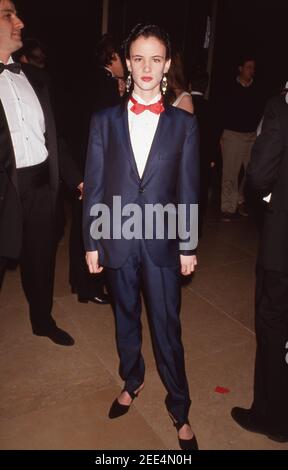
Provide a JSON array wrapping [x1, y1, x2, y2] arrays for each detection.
[[139, 187, 145, 193]]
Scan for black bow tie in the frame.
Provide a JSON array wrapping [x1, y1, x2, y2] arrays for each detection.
[[0, 62, 21, 74]]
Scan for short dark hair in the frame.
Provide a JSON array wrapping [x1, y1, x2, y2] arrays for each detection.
[[14, 38, 45, 61], [238, 55, 256, 67], [95, 34, 118, 67], [124, 23, 171, 60]]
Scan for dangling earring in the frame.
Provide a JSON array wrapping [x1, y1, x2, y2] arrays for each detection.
[[126, 72, 132, 93], [161, 73, 168, 95]]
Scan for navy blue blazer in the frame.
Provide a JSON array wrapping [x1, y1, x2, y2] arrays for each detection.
[[83, 102, 199, 269]]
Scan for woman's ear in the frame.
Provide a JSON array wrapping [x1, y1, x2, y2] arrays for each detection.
[[164, 58, 171, 74], [126, 59, 131, 72]]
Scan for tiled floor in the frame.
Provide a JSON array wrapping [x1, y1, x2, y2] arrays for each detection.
[[1, 210, 287, 450]]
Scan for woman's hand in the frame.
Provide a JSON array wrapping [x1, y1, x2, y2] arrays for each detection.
[[86, 251, 104, 274], [180, 255, 197, 276]]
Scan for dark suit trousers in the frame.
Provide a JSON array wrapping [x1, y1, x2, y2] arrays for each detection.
[[106, 240, 191, 424], [252, 266, 288, 433], [69, 197, 105, 298], [17, 161, 56, 333]]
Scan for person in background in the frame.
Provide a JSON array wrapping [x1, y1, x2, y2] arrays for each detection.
[[0, 0, 82, 345], [190, 69, 217, 235], [14, 38, 46, 69], [231, 91, 288, 444], [167, 51, 194, 113], [69, 34, 124, 305], [220, 56, 263, 221], [91, 33, 124, 112]]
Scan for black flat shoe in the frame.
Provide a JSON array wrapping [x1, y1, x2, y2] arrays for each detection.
[[109, 389, 140, 419], [78, 293, 110, 305], [33, 326, 75, 346], [178, 433, 199, 451], [170, 416, 199, 450], [231, 407, 288, 443]]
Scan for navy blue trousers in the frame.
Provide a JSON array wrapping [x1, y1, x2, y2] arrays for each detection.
[[106, 240, 191, 424]]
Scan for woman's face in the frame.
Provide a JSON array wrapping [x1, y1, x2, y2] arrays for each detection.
[[126, 35, 170, 97]]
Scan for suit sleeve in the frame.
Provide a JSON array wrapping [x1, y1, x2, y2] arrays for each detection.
[[178, 114, 200, 255], [246, 99, 284, 196], [82, 113, 105, 252]]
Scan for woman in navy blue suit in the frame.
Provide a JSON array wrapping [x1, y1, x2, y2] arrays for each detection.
[[83, 24, 200, 450]]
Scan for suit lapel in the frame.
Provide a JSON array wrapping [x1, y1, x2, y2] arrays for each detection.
[[117, 105, 140, 180], [117, 104, 172, 183], [22, 65, 58, 191], [0, 100, 18, 189]]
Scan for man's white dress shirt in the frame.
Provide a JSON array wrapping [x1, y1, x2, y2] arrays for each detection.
[[0, 57, 48, 168]]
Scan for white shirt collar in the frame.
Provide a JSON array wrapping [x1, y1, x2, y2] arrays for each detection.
[[131, 91, 162, 106], [236, 76, 254, 87], [0, 56, 13, 65]]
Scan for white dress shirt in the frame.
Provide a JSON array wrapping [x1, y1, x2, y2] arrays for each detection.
[[0, 57, 48, 168], [128, 92, 161, 178]]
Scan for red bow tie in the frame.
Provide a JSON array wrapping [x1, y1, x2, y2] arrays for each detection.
[[130, 96, 164, 115]]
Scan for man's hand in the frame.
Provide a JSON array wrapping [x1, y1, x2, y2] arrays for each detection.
[[180, 255, 197, 276], [86, 251, 104, 274]]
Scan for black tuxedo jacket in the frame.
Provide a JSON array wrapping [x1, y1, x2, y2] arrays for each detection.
[[0, 64, 81, 259], [91, 67, 122, 113], [192, 94, 219, 169], [247, 94, 288, 272], [83, 103, 200, 269]]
